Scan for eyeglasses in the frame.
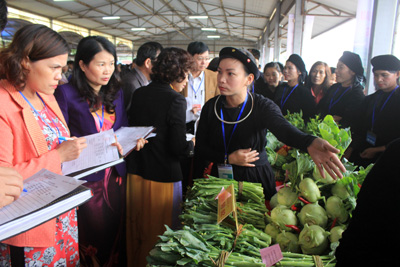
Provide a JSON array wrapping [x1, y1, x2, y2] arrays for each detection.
[[196, 57, 210, 62]]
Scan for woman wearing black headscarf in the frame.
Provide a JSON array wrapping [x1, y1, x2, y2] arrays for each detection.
[[317, 51, 366, 129], [194, 47, 346, 200], [345, 54, 400, 167], [254, 62, 284, 100], [273, 54, 316, 121]]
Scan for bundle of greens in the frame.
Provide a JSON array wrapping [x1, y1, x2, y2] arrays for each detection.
[[147, 225, 267, 267], [276, 252, 336, 267], [316, 115, 352, 158], [181, 176, 268, 230], [284, 111, 306, 132], [193, 224, 235, 251], [147, 225, 215, 266], [234, 224, 272, 258], [187, 176, 265, 205]]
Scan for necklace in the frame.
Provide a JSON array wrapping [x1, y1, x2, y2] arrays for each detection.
[[214, 92, 254, 124]]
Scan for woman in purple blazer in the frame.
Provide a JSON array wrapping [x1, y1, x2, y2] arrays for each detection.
[[55, 36, 136, 266]]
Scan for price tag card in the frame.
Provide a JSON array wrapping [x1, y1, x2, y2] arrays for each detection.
[[260, 244, 283, 267], [215, 187, 231, 202], [217, 184, 235, 225]]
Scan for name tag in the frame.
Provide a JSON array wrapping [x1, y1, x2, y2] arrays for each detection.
[[218, 164, 234, 179], [366, 131, 377, 146]]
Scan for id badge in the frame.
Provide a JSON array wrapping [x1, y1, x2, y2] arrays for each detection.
[[218, 164, 234, 179], [366, 131, 377, 146]]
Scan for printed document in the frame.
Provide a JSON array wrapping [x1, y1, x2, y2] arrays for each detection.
[[0, 169, 85, 225], [62, 129, 120, 175], [115, 126, 154, 156]]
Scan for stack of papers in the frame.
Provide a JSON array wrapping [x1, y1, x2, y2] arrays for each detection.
[[62, 127, 155, 180], [0, 169, 92, 241], [0, 126, 157, 240], [62, 129, 121, 178], [116, 126, 155, 157]]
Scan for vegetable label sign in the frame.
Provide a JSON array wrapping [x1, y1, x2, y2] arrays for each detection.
[[260, 244, 283, 267], [216, 184, 238, 229]]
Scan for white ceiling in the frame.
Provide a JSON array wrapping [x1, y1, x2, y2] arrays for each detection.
[[6, 0, 357, 51]]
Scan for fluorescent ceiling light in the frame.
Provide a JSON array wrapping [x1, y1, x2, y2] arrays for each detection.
[[53, 0, 75, 2], [270, 8, 276, 21], [102, 16, 120, 20], [201, 28, 217, 31], [207, 35, 220, 39], [131, 28, 146, 31], [189, 16, 208, 19]]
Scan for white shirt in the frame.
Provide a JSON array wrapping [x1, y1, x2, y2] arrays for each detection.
[[186, 71, 205, 123]]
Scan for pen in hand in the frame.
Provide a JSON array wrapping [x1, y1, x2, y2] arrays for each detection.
[[59, 136, 74, 143]]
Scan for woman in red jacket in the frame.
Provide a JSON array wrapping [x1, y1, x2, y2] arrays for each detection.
[[0, 24, 86, 266]]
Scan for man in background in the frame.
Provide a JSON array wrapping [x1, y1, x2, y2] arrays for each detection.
[[122, 41, 163, 111], [248, 48, 267, 94], [183, 41, 219, 134], [65, 60, 74, 79], [248, 48, 262, 71]]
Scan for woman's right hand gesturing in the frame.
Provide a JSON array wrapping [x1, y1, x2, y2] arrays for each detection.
[[56, 137, 87, 163]]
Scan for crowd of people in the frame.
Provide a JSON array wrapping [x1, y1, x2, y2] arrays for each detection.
[[0, 0, 400, 266]]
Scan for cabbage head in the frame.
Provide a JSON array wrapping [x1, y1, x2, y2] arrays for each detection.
[[329, 225, 346, 243], [265, 223, 280, 243], [299, 178, 321, 203], [331, 182, 350, 200], [270, 193, 279, 209], [325, 196, 349, 223], [298, 203, 328, 228], [312, 165, 336, 184], [277, 187, 298, 207], [269, 205, 298, 232], [276, 231, 300, 253], [299, 224, 330, 255]]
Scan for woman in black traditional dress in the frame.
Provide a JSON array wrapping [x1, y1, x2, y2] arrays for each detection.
[[194, 47, 346, 199], [317, 51, 365, 129], [254, 62, 284, 100], [345, 54, 400, 167], [273, 54, 316, 121]]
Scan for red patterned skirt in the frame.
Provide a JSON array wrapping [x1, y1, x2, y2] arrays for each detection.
[[0, 209, 79, 266]]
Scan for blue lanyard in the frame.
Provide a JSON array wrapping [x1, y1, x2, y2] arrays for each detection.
[[328, 86, 351, 113], [94, 104, 105, 132], [251, 82, 255, 93], [280, 84, 298, 108], [19, 91, 65, 144], [371, 86, 399, 131], [190, 74, 204, 98], [220, 93, 248, 163]]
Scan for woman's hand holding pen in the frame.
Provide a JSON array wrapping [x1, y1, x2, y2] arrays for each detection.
[[0, 167, 23, 208], [112, 134, 124, 155], [56, 137, 87, 163]]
